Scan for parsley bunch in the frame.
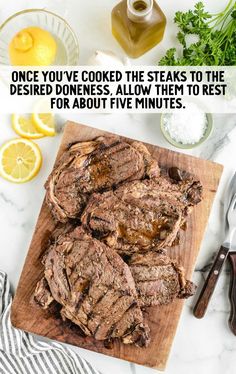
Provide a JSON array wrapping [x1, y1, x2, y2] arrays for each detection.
[[159, 1, 236, 65]]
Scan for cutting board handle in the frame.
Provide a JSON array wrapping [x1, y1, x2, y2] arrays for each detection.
[[228, 252, 236, 335], [193, 246, 228, 319]]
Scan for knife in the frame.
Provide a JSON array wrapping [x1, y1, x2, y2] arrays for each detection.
[[193, 173, 236, 319]]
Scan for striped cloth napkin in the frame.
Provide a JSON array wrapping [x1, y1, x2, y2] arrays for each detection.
[[0, 271, 101, 374]]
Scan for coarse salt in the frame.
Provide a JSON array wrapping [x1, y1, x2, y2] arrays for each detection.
[[163, 103, 208, 145]]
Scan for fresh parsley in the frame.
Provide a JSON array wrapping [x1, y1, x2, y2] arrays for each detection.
[[159, 1, 236, 66]]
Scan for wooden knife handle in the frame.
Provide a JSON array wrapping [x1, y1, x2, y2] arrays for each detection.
[[193, 246, 229, 319], [228, 252, 236, 335]]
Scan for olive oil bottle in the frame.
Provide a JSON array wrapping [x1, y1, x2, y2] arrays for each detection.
[[111, 0, 166, 58]]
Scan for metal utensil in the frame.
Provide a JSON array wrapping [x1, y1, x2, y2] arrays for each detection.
[[194, 180, 236, 319], [224, 172, 236, 233]]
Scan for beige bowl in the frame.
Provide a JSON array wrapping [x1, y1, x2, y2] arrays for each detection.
[[160, 113, 213, 149]]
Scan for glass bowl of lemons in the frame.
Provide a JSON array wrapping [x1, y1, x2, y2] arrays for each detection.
[[0, 9, 79, 66]]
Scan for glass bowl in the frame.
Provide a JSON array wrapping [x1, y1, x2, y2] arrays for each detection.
[[0, 9, 79, 65], [160, 113, 213, 149]]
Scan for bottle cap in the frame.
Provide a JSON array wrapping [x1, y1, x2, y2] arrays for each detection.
[[127, 0, 153, 23]]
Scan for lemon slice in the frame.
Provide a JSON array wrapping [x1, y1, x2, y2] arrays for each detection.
[[32, 112, 56, 136], [0, 138, 42, 183], [12, 114, 45, 139]]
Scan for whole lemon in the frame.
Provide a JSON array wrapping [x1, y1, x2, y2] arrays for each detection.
[[9, 27, 57, 66]]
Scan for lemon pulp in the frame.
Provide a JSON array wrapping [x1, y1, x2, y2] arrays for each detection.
[[9, 26, 57, 66], [0, 138, 42, 183], [32, 112, 55, 136], [12, 114, 45, 139]]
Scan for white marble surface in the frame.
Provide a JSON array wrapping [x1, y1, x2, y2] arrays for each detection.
[[0, 1, 236, 373]]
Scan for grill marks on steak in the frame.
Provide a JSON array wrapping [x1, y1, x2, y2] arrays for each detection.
[[34, 227, 150, 347], [128, 251, 196, 307], [36, 137, 201, 347], [45, 136, 160, 222], [81, 176, 201, 254]]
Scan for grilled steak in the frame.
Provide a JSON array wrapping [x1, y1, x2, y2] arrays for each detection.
[[34, 226, 150, 347], [128, 251, 196, 307], [34, 277, 54, 309], [82, 173, 202, 254], [167, 167, 203, 206], [36, 135, 202, 347], [45, 136, 160, 222]]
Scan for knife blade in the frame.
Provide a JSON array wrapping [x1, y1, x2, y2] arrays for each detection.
[[193, 173, 236, 319], [223, 172, 236, 230], [224, 173, 236, 250]]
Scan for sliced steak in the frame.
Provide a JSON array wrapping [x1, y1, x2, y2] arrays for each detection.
[[128, 251, 196, 307], [34, 226, 150, 347], [82, 175, 201, 254], [45, 136, 160, 222]]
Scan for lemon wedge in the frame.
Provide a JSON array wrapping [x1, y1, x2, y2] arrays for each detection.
[[32, 112, 56, 136], [12, 114, 45, 139], [0, 138, 42, 183]]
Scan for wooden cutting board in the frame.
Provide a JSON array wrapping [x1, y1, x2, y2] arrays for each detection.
[[11, 121, 223, 371]]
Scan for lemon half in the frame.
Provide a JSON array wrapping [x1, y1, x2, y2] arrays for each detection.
[[9, 27, 57, 66], [0, 138, 42, 183]]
